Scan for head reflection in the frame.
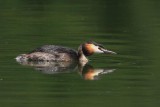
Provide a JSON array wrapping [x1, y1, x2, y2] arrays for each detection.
[[79, 64, 115, 80], [16, 60, 115, 80]]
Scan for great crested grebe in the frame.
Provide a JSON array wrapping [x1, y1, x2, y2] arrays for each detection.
[[16, 41, 116, 63]]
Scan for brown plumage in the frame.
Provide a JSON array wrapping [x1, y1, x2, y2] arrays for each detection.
[[16, 41, 116, 64]]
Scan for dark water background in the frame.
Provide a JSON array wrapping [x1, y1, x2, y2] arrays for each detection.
[[0, 0, 160, 107]]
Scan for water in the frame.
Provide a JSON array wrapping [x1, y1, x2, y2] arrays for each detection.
[[0, 0, 160, 107]]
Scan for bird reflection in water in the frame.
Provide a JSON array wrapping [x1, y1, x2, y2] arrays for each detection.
[[16, 60, 115, 80]]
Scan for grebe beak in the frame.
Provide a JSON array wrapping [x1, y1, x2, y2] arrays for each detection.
[[100, 48, 117, 54], [98, 47, 117, 54]]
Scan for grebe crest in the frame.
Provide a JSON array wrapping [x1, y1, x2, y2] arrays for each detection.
[[16, 41, 116, 64]]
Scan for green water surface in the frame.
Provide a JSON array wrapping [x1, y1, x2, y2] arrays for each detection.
[[0, 0, 160, 107]]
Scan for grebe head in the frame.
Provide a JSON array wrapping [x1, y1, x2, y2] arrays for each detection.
[[78, 41, 116, 63], [82, 41, 116, 55]]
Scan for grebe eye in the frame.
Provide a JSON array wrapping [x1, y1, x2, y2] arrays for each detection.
[[98, 47, 102, 50]]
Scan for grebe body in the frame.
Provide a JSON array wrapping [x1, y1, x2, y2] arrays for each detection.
[[16, 41, 116, 63]]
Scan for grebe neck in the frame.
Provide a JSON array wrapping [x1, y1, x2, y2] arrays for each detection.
[[78, 45, 88, 63]]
